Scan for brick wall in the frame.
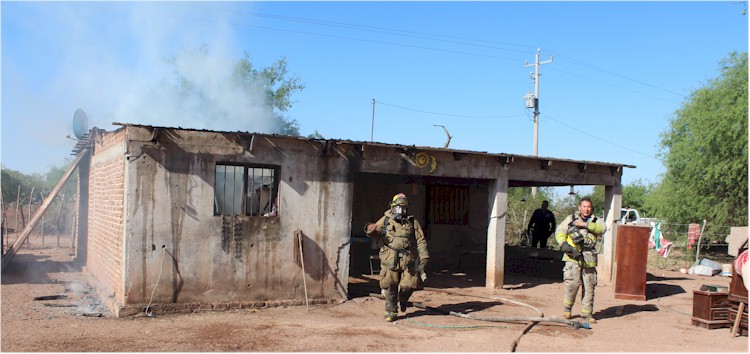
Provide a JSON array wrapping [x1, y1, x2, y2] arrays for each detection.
[[86, 128, 126, 305]]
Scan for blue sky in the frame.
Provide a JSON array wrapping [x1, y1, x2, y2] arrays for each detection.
[[2, 1, 747, 195]]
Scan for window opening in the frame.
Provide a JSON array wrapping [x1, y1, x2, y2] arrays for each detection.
[[214, 164, 279, 216], [427, 185, 469, 225]]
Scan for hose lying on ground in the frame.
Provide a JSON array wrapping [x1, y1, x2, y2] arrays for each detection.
[[367, 291, 589, 330], [369, 287, 590, 352], [420, 287, 551, 352]]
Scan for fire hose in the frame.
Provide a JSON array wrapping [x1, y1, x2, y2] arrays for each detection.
[[368, 287, 589, 351], [369, 289, 589, 329]]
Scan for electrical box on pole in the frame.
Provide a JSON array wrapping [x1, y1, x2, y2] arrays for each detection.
[[523, 93, 536, 109]]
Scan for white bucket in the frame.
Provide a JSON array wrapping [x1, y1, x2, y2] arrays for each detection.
[[721, 264, 732, 277]]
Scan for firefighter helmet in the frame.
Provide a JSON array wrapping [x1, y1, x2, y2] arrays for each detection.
[[391, 193, 409, 207]]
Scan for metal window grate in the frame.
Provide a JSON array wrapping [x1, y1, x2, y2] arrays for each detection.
[[428, 185, 469, 225], [214, 164, 278, 216]]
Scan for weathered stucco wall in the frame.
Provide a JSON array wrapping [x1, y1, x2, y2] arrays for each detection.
[[84, 124, 625, 315], [118, 127, 353, 315]]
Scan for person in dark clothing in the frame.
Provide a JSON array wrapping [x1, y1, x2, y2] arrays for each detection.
[[527, 200, 556, 248]]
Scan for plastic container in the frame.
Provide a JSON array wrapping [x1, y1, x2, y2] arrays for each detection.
[[699, 258, 723, 272], [693, 264, 720, 276]]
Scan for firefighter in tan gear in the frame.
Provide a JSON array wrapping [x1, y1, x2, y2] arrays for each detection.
[[555, 197, 606, 323], [364, 193, 429, 322]]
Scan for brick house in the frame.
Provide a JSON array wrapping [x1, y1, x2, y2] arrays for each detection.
[[73, 123, 630, 316]]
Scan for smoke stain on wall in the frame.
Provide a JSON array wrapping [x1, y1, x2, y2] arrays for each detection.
[[221, 215, 231, 255], [233, 218, 243, 262]]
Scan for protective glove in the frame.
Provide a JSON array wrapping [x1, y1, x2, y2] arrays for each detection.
[[584, 237, 596, 248], [560, 242, 581, 259], [364, 223, 376, 235], [417, 258, 428, 273]]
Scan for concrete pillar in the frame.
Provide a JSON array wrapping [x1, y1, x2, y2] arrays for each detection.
[[599, 181, 622, 283], [486, 172, 508, 289]]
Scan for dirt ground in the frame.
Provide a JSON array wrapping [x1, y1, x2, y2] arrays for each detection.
[[1, 232, 748, 352]]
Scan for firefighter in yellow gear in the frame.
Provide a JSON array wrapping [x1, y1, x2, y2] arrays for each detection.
[[364, 193, 429, 322], [555, 197, 606, 323]]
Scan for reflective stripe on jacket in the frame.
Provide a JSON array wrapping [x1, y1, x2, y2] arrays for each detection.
[[555, 212, 606, 264]]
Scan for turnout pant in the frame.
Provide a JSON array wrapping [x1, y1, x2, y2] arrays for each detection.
[[562, 261, 597, 316], [380, 267, 418, 313]]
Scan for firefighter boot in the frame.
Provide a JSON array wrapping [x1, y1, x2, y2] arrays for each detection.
[[384, 288, 399, 322], [581, 314, 597, 323], [563, 307, 572, 319], [399, 289, 414, 312]]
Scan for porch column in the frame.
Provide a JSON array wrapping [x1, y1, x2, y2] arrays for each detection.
[[486, 173, 508, 289], [599, 181, 622, 283]]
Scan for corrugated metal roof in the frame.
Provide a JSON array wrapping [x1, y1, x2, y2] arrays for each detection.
[[111, 122, 637, 169]]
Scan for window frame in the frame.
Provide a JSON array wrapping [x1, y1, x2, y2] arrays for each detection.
[[426, 185, 470, 225], [214, 163, 280, 217]]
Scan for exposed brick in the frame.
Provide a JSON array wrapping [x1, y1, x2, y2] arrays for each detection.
[[86, 130, 126, 313]]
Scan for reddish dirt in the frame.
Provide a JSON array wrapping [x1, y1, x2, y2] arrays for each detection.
[[2, 232, 748, 352]]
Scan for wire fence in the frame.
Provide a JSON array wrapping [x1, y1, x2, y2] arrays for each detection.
[[1, 199, 77, 254]]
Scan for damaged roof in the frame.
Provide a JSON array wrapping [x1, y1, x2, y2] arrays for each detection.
[[111, 122, 636, 170]]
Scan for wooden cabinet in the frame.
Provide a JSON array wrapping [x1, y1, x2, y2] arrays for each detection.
[[692, 290, 730, 329], [728, 262, 748, 336], [614, 224, 650, 301]]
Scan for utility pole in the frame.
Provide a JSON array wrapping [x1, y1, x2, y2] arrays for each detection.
[[371, 98, 376, 142], [524, 48, 553, 198]]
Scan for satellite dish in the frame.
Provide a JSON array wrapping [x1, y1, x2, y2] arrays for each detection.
[[72, 108, 89, 139]]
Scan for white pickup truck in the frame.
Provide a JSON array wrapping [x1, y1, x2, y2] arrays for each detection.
[[621, 208, 659, 225]]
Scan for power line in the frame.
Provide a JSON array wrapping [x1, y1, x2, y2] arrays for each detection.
[[542, 114, 657, 159], [224, 8, 688, 102], [210, 8, 538, 54], [228, 22, 523, 62], [377, 101, 662, 160], [547, 66, 682, 104], [377, 101, 525, 119], [89, 3, 691, 103], [551, 53, 689, 99]]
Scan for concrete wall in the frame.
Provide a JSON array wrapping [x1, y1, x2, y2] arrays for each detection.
[[117, 127, 353, 315], [83, 125, 626, 314]]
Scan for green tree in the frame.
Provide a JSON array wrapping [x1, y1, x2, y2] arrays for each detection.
[[622, 179, 655, 216], [1, 167, 22, 205], [171, 46, 305, 136], [505, 186, 556, 245], [2, 161, 78, 232], [581, 186, 606, 214], [1, 166, 45, 206], [233, 53, 305, 136], [646, 52, 748, 227], [575, 179, 654, 219], [43, 158, 78, 198]]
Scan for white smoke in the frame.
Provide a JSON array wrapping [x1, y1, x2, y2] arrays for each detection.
[[24, 2, 281, 134], [3, 2, 289, 174], [112, 46, 279, 133], [105, 4, 281, 133]]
